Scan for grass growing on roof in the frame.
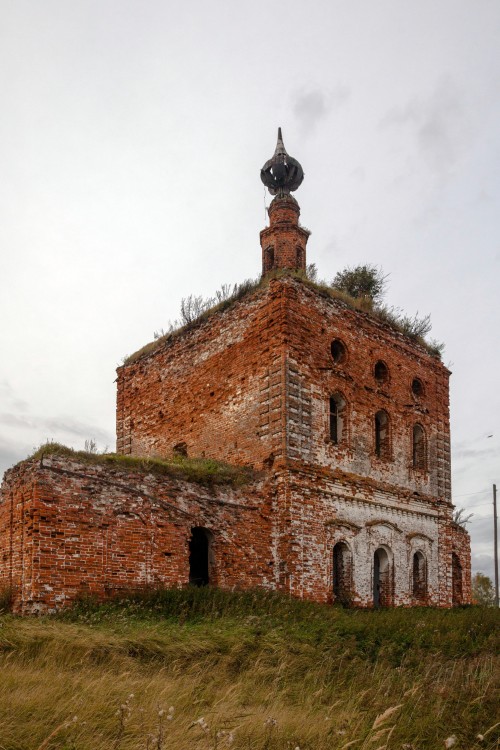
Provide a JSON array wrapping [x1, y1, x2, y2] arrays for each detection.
[[28, 442, 253, 487], [122, 272, 443, 367]]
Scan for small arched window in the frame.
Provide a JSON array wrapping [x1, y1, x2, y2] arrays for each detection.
[[329, 393, 346, 444], [412, 424, 426, 470], [296, 246, 303, 267], [412, 551, 427, 602], [374, 360, 389, 384], [412, 378, 424, 397], [374, 410, 390, 459], [330, 339, 347, 365], [265, 246, 274, 270]]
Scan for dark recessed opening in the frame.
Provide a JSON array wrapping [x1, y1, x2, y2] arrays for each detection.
[[374, 360, 389, 383], [189, 527, 210, 587], [173, 441, 188, 457], [412, 378, 424, 397], [331, 339, 347, 364]]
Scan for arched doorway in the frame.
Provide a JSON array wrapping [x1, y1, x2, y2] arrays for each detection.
[[451, 552, 462, 605], [412, 551, 427, 602], [332, 542, 352, 605], [373, 547, 392, 607], [189, 527, 212, 586]]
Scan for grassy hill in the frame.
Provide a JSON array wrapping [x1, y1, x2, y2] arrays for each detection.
[[0, 588, 498, 750]]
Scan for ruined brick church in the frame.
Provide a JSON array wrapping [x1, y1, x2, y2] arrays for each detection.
[[0, 131, 471, 612]]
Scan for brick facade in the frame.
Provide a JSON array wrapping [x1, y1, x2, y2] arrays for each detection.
[[0, 184, 471, 612]]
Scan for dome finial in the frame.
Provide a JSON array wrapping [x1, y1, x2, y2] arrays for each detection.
[[260, 128, 304, 196]]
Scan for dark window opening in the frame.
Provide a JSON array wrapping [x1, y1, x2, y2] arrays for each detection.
[[330, 397, 338, 442], [333, 542, 352, 605], [331, 339, 347, 364], [412, 424, 426, 470], [374, 360, 389, 384], [266, 246, 274, 270], [412, 551, 427, 601], [329, 394, 346, 444], [375, 410, 390, 459], [189, 527, 211, 587], [173, 442, 188, 457], [296, 247, 303, 266], [452, 552, 463, 606], [412, 378, 424, 397], [373, 547, 392, 607]]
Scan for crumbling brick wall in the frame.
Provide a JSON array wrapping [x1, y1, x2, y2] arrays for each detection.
[[0, 455, 470, 612], [280, 278, 452, 502], [1, 275, 471, 613], [0, 455, 274, 613], [271, 466, 448, 606], [116, 282, 288, 470]]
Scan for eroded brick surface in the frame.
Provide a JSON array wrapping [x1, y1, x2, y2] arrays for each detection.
[[0, 194, 471, 611]]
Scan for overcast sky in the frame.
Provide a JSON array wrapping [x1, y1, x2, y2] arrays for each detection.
[[1, 0, 499, 581]]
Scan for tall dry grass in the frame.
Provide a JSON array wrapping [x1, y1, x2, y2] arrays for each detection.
[[0, 589, 498, 749]]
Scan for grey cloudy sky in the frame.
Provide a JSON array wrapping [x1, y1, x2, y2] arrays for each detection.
[[1, 0, 499, 580]]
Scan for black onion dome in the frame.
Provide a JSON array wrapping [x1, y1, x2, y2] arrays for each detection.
[[260, 128, 304, 196]]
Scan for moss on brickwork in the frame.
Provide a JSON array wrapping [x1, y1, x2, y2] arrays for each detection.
[[29, 442, 253, 487]]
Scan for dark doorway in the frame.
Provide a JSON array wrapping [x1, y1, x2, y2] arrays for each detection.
[[333, 542, 352, 605], [412, 551, 427, 602], [373, 547, 392, 607], [189, 527, 211, 586], [451, 552, 462, 606]]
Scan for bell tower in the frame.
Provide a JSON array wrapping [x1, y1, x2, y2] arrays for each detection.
[[260, 129, 310, 276]]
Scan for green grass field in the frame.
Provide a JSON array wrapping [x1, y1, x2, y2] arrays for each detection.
[[0, 588, 498, 750]]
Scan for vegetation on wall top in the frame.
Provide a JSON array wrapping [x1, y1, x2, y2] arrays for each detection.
[[27, 442, 253, 487], [122, 264, 444, 366]]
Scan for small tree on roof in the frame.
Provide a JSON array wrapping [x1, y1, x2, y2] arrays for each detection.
[[331, 264, 388, 306]]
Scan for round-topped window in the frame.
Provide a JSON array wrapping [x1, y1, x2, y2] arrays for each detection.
[[374, 360, 389, 384], [411, 378, 424, 397], [331, 339, 347, 364]]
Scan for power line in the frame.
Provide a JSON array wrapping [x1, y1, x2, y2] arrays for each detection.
[[453, 488, 490, 498]]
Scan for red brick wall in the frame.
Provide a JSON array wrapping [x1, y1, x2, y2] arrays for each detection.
[[0, 457, 470, 612], [116, 283, 288, 470], [260, 194, 310, 275], [1, 272, 471, 613], [0, 456, 274, 613], [280, 278, 452, 501]]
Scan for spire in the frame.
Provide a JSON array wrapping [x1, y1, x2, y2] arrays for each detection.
[[260, 129, 309, 277], [260, 128, 304, 196]]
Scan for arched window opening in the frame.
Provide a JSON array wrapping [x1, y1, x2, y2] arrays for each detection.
[[373, 547, 392, 607], [330, 339, 347, 365], [265, 246, 274, 270], [189, 527, 212, 587], [412, 378, 424, 397], [452, 552, 463, 606], [333, 542, 352, 605], [329, 393, 346, 444], [374, 360, 389, 384], [375, 410, 390, 459], [412, 424, 426, 470], [412, 551, 427, 602], [296, 246, 303, 267]]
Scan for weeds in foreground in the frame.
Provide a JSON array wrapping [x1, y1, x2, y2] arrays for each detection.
[[0, 589, 498, 749]]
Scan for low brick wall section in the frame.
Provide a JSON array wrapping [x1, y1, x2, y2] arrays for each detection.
[[0, 455, 273, 613]]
